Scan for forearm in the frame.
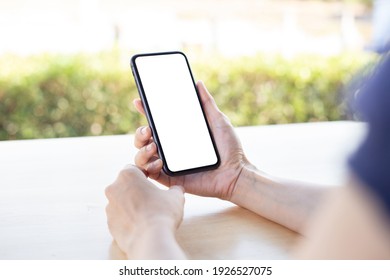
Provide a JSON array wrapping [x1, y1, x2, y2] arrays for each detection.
[[294, 176, 390, 259], [231, 166, 330, 234], [126, 224, 187, 260]]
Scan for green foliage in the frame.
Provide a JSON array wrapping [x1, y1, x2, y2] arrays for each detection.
[[194, 54, 374, 126], [315, 0, 373, 6], [0, 51, 373, 140], [0, 52, 144, 140]]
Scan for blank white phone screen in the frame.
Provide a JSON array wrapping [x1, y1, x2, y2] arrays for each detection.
[[135, 53, 218, 172]]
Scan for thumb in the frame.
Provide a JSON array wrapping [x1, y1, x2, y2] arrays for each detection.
[[197, 81, 231, 128], [169, 185, 185, 196], [196, 81, 222, 121]]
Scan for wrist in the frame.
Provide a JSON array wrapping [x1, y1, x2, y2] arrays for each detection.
[[229, 164, 265, 207], [125, 221, 180, 259]]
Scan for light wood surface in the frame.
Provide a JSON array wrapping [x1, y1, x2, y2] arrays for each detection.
[[0, 121, 365, 259]]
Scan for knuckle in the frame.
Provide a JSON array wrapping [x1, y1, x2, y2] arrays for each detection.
[[134, 152, 143, 166], [135, 150, 148, 166], [119, 165, 139, 178], [118, 168, 130, 178], [105, 184, 114, 199], [134, 127, 146, 148], [105, 204, 111, 215], [135, 126, 144, 135]]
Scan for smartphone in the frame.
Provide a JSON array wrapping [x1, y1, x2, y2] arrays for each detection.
[[130, 51, 220, 176]]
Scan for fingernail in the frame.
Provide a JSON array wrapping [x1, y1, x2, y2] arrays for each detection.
[[141, 126, 147, 135]]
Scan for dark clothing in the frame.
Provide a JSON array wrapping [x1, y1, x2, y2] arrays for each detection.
[[349, 55, 390, 217]]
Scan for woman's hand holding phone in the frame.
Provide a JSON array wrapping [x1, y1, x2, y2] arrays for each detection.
[[134, 81, 253, 201]]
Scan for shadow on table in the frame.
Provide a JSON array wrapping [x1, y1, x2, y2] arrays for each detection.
[[178, 206, 300, 260], [108, 205, 300, 260]]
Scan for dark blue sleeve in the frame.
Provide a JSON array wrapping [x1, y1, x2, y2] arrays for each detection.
[[349, 55, 390, 217]]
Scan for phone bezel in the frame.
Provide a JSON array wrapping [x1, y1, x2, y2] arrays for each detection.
[[130, 51, 220, 176]]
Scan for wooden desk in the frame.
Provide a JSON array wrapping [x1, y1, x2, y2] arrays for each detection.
[[0, 121, 365, 259]]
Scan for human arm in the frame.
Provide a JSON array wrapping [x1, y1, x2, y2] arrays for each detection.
[[105, 165, 187, 259], [230, 166, 329, 234], [232, 167, 390, 258], [107, 146, 390, 260], [115, 57, 390, 259], [232, 57, 390, 257], [133, 81, 328, 234], [295, 175, 390, 259]]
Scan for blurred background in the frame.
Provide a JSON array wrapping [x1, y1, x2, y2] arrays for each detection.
[[0, 0, 388, 140]]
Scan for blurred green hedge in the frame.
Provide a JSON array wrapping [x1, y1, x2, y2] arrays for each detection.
[[0, 51, 373, 140]]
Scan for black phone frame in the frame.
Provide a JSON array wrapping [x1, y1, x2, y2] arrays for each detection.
[[130, 51, 220, 176]]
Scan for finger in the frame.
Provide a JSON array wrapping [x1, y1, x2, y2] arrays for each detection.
[[133, 99, 146, 115], [105, 204, 113, 217], [170, 185, 185, 194], [120, 164, 149, 179], [134, 142, 157, 167], [134, 126, 152, 149], [123, 163, 149, 177], [146, 158, 163, 175], [144, 161, 171, 187], [168, 185, 186, 208]]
